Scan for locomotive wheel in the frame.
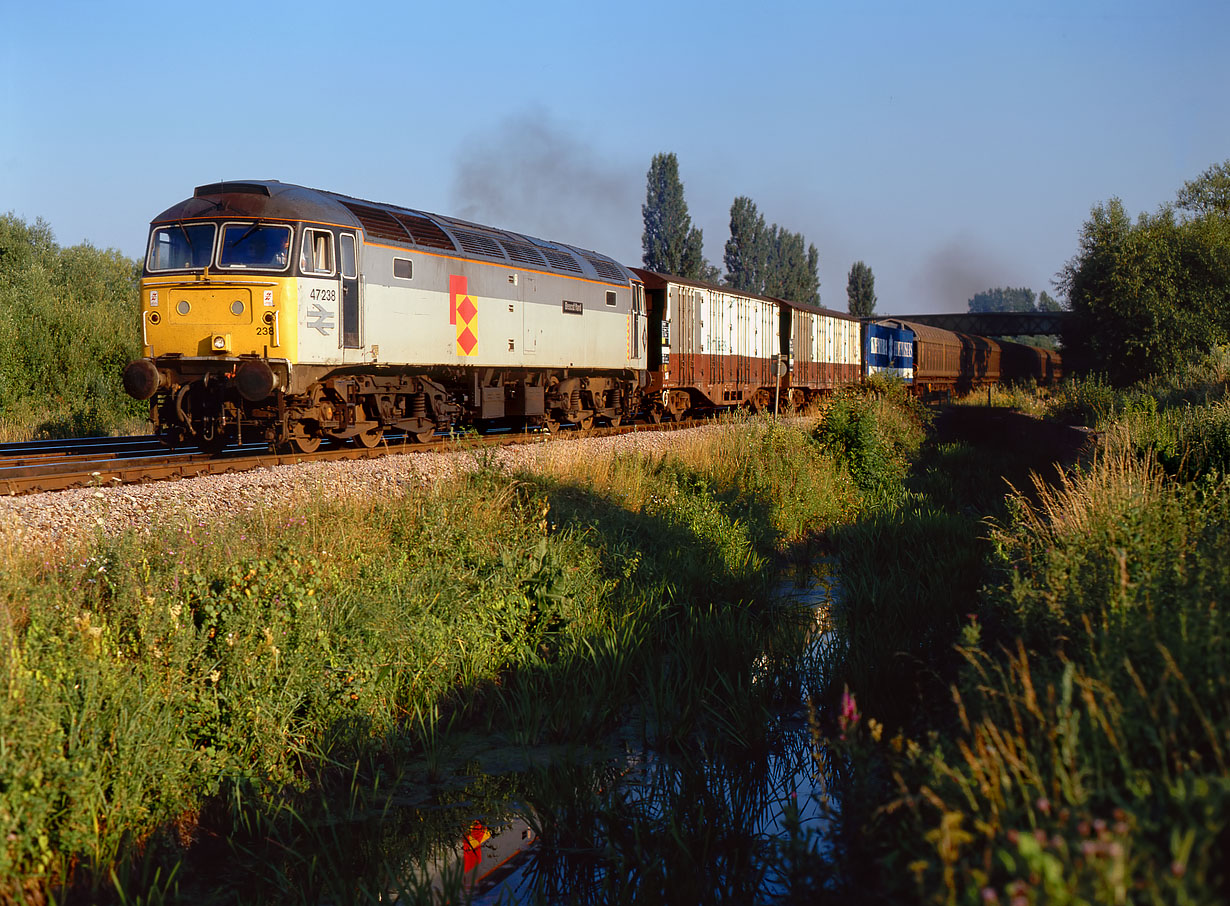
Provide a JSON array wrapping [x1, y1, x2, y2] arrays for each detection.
[[648, 409, 663, 425], [578, 415, 595, 432], [607, 415, 622, 428], [355, 425, 383, 449], [291, 433, 322, 454], [411, 426, 436, 443]]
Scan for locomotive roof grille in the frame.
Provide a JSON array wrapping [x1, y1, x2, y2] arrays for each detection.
[[499, 239, 548, 267], [452, 229, 508, 261], [391, 212, 457, 251], [540, 247, 582, 273], [584, 256, 627, 282], [340, 201, 413, 244]]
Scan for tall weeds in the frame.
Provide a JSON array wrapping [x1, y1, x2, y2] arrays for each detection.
[[815, 379, 1230, 904]]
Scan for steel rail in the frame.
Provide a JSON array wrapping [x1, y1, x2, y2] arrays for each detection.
[[0, 419, 709, 497]]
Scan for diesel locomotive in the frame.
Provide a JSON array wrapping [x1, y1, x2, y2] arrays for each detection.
[[123, 181, 649, 452]]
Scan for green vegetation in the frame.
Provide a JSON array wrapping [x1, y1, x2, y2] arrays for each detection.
[[0, 417, 862, 902], [1060, 160, 1230, 384], [846, 260, 877, 318], [810, 351, 1230, 904], [640, 152, 710, 280], [967, 286, 1058, 314], [0, 214, 145, 440], [722, 195, 821, 306]]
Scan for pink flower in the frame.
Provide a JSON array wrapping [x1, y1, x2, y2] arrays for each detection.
[[838, 685, 861, 739]]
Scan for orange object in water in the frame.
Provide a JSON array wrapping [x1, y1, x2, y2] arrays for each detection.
[[462, 820, 491, 873]]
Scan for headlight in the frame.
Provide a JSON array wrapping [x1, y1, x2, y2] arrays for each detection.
[[231, 300, 245, 316], [211, 334, 232, 353]]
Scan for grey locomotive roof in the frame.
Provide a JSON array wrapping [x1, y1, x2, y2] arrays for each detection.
[[151, 180, 634, 286]]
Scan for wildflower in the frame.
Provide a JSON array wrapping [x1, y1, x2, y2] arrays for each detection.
[[838, 685, 860, 739], [1036, 796, 1051, 815], [980, 889, 999, 903], [208, 669, 220, 683]]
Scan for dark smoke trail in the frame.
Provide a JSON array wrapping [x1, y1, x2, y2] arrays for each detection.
[[449, 108, 642, 262]]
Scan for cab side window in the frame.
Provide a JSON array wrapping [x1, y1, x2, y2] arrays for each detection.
[[340, 234, 357, 279], [300, 229, 335, 275]]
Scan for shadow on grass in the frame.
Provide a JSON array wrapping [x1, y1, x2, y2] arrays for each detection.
[[79, 461, 826, 905]]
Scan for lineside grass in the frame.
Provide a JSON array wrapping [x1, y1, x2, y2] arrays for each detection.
[[810, 356, 1230, 904], [0, 416, 858, 903]]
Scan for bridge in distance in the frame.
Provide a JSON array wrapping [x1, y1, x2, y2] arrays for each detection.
[[882, 311, 1069, 337]]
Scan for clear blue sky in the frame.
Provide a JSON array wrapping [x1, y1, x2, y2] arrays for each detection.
[[3, 0, 1227, 313]]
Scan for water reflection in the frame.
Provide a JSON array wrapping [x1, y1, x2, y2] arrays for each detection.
[[410, 565, 839, 904]]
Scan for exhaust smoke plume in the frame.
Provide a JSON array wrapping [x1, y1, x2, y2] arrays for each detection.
[[918, 236, 1017, 313], [449, 109, 642, 263]]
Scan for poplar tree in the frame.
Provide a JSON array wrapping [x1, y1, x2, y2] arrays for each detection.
[[846, 261, 877, 317], [641, 153, 705, 278], [724, 196, 768, 293]]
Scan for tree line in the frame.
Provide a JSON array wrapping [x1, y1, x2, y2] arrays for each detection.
[[0, 214, 143, 436], [641, 152, 878, 317]]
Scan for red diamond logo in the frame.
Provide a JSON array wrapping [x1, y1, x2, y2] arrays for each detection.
[[457, 327, 477, 355], [457, 296, 477, 322]]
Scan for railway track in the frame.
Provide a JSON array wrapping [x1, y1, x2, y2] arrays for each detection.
[[0, 420, 702, 497]]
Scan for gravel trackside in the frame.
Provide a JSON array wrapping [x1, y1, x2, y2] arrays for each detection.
[[0, 425, 732, 556]]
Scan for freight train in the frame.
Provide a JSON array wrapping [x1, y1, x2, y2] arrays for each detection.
[[121, 181, 1061, 451]]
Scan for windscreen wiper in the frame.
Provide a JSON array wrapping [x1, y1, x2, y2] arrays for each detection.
[[232, 220, 264, 247]]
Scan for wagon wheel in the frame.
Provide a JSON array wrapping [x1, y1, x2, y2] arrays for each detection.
[[412, 426, 437, 444], [607, 415, 622, 428], [578, 414, 595, 432]]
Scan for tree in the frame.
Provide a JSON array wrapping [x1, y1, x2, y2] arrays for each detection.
[[724, 196, 769, 293], [1037, 290, 1063, 312], [722, 198, 820, 305], [1058, 192, 1230, 383], [968, 287, 1037, 313], [641, 153, 705, 278], [0, 213, 142, 434], [1176, 158, 1230, 218], [846, 261, 877, 318]]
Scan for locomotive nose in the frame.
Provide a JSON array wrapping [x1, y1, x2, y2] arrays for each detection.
[[122, 358, 164, 400]]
